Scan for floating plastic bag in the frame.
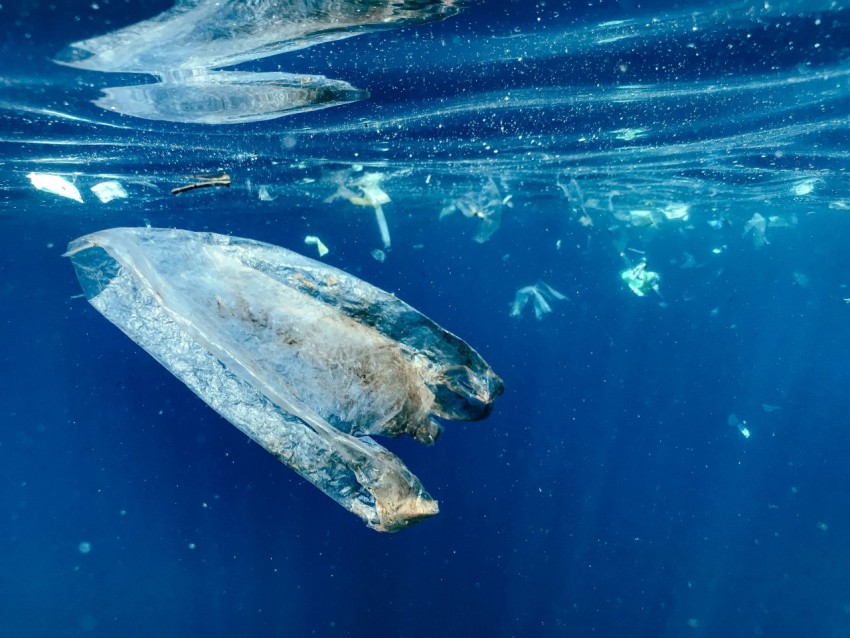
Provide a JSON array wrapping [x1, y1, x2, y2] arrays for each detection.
[[65, 228, 503, 532]]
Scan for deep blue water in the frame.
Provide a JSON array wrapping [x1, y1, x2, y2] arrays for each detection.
[[3, 0, 850, 636]]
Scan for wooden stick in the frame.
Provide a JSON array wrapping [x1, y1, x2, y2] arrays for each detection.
[[171, 173, 231, 195]]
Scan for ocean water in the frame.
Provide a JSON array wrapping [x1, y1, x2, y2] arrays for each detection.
[[2, 0, 850, 636]]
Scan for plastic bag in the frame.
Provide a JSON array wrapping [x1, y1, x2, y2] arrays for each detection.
[[65, 228, 503, 532]]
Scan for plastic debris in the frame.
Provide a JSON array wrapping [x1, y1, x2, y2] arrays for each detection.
[[791, 178, 818, 196], [625, 209, 658, 227], [371, 249, 386, 263], [613, 128, 647, 141], [662, 202, 690, 221], [793, 271, 810, 287], [28, 172, 83, 203], [679, 252, 697, 269], [556, 176, 593, 227], [304, 235, 329, 257], [742, 213, 768, 248], [440, 176, 510, 243], [326, 171, 393, 249], [90, 180, 128, 204], [728, 414, 751, 439], [257, 185, 275, 201], [620, 262, 661, 297], [510, 281, 567, 320], [65, 227, 503, 532]]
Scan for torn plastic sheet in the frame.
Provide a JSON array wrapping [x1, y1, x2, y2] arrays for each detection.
[[510, 281, 567, 320], [742, 212, 768, 248], [65, 228, 503, 532], [440, 176, 510, 243]]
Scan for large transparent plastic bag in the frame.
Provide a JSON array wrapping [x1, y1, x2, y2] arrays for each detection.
[[66, 228, 503, 531]]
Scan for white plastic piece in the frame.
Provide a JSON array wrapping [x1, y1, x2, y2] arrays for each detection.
[[28, 172, 83, 203], [374, 205, 391, 249], [304, 235, 329, 257], [90, 180, 128, 203], [662, 202, 689, 221], [727, 414, 751, 439]]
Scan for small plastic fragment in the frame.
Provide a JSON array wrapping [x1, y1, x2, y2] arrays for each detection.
[[65, 228, 503, 532], [620, 262, 661, 297], [90, 180, 128, 203], [793, 271, 810, 287], [728, 414, 751, 439], [304, 235, 329, 257], [371, 249, 386, 263], [742, 213, 768, 248], [510, 281, 567, 320], [791, 178, 818, 196], [662, 202, 689, 221], [28, 172, 83, 203], [440, 176, 510, 243], [326, 171, 393, 249], [556, 176, 593, 227], [625, 209, 658, 227]]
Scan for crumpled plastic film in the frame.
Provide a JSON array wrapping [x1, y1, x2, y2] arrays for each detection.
[[66, 228, 503, 532]]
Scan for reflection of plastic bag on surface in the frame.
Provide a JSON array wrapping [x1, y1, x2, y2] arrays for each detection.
[[65, 228, 503, 532], [55, 0, 460, 123]]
